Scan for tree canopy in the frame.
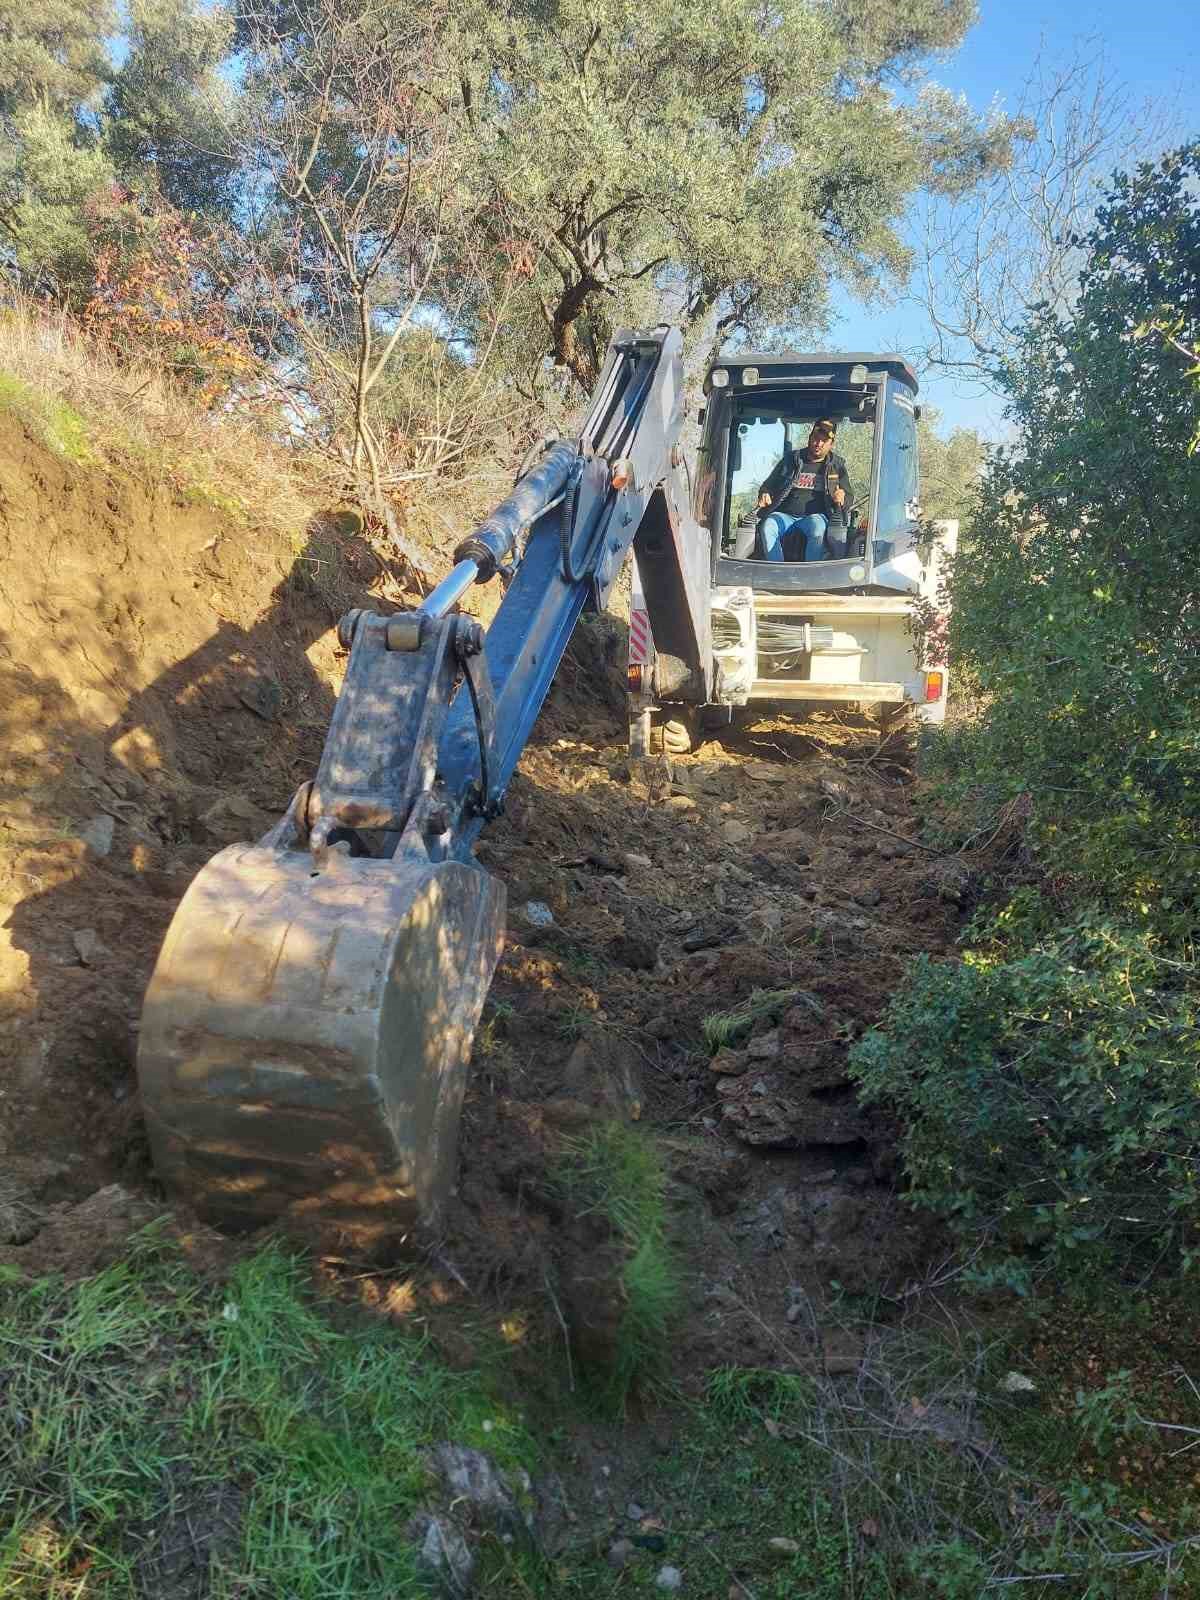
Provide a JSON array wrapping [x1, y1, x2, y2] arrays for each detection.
[[450, 0, 1017, 388]]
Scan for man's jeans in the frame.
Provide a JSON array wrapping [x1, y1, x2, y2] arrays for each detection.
[[760, 512, 847, 562]]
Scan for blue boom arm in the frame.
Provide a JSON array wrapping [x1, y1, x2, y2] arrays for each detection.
[[292, 325, 712, 869]]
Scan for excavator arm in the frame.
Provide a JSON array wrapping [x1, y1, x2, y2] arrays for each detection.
[[136, 326, 710, 1252]]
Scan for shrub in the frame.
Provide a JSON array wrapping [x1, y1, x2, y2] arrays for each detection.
[[850, 919, 1200, 1287]]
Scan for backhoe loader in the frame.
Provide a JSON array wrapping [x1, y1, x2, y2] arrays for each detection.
[[136, 329, 953, 1250]]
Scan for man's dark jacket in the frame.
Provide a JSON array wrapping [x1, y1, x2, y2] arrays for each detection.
[[758, 446, 852, 530]]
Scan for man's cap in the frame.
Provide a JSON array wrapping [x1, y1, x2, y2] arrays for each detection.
[[811, 418, 837, 437]]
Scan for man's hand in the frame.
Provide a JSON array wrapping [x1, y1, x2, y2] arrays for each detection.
[[757, 492, 773, 509], [830, 486, 846, 509]]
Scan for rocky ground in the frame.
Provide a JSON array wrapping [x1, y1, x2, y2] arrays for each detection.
[[442, 675, 972, 1385]]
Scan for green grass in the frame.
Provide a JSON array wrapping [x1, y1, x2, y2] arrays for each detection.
[[0, 370, 96, 464], [0, 1226, 538, 1598], [486, 1321, 1200, 1600], [3, 1218, 1198, 1598], [552, 1122, 683, 1410], [701, 986, 814, 1052]]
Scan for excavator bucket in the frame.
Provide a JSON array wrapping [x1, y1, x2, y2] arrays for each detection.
[[137, 842, 505, 1253], [135, 328, 695, 1252]]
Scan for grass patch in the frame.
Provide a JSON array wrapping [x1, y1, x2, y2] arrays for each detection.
[[487, 1301, 1200, 1599], [0, 1227, 539, 1598], [701, 986, 813, 1052], [0, 371, 96, 464], [552, 1122, 682, 1410], [2, 1220, 1198, 1597], [0, 298, 318, 551]]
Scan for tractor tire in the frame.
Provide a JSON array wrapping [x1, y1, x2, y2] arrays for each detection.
[[650, 712, 698, 756]]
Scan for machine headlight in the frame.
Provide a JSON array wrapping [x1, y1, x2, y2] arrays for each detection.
[[849, 363, 868, 385], [848, 563, 867, 582], [710, 369, 730, 387]]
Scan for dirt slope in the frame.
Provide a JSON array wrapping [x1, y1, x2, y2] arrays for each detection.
[[0, 421, 966, 1379], [0, 417, 385, 1212]]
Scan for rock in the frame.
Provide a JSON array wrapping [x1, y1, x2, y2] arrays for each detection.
[[819, 775, 853, 805], [72, 928, 102, 966], [746, 1029, 780, 1061], [681, 918, 739, 952], [923, 861, 972, 906], [644, 1015, 674, 1041], [424, 1444, 533, 1540], [80, 814, 115, 857], [624, 851, 653, 871], [586, 851, 624, 873], [236, 674, 283, 721], [626, 1501, 647, 1521], [1001, 1371, 1037, 1395], [202, 795, 273, 844], [0, 1182, 40, 1246], [656, 1566, 684, 1591], [542, 1097, 606, 1131], [752, 827, 811, 861], [561, 1034, 644, 1121], [709, 1048, 748, 1076], [746, 905, 783, 936], [522, 900, 555, 928], [815, 1193, 867, 1245], [409, 1512, 474, 1597], [854, 886, 882, 908], [782, 993, 825, 1025], [665, 794, 697, 812], [5, 1185, 161, 1278], [721, 1080, 870, 1148], [609, 935, 657, 971], [768, 1538, 801, 1555], [608, 1538, 637, 1570], [723, 819, 753, 845]]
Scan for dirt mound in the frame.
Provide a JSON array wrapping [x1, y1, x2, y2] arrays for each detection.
[[0, 416, 397, 1204]]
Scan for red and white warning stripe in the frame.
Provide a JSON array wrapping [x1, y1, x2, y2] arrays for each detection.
[[628, 608, 652, 663]]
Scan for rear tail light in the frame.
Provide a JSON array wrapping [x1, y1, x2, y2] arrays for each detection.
[[627, 664, 643, 691], [925, 670, 944, 702]]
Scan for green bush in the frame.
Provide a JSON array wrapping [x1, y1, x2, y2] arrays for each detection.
[[850, 919, 1200, 1287], [933, 145, 1200, 940]]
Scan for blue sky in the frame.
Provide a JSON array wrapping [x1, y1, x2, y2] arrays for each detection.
[[829, 0, 1200, 439]]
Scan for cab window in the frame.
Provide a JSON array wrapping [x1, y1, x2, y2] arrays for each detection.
[[875, 392, 918, 533]]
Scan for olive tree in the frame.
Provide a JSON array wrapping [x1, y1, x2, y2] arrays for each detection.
[[449, 0, 1019, 390]]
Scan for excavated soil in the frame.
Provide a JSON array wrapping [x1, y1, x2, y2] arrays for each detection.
[[442, 685, 968, 1381], [0, 417, 969, 1381]]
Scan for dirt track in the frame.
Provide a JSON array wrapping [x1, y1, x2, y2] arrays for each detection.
[[0, 415, 968, 1374]]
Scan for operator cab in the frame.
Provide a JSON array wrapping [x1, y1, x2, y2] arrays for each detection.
[[695, 354, 922, 595]]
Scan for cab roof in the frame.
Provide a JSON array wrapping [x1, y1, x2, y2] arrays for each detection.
[[703, 352, 918, 396]]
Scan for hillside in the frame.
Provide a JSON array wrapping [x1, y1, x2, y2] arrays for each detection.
[[2, 399, 1197, 1597]]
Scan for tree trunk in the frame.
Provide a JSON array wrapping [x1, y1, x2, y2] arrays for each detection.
[[549, 276, 601, 391]]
